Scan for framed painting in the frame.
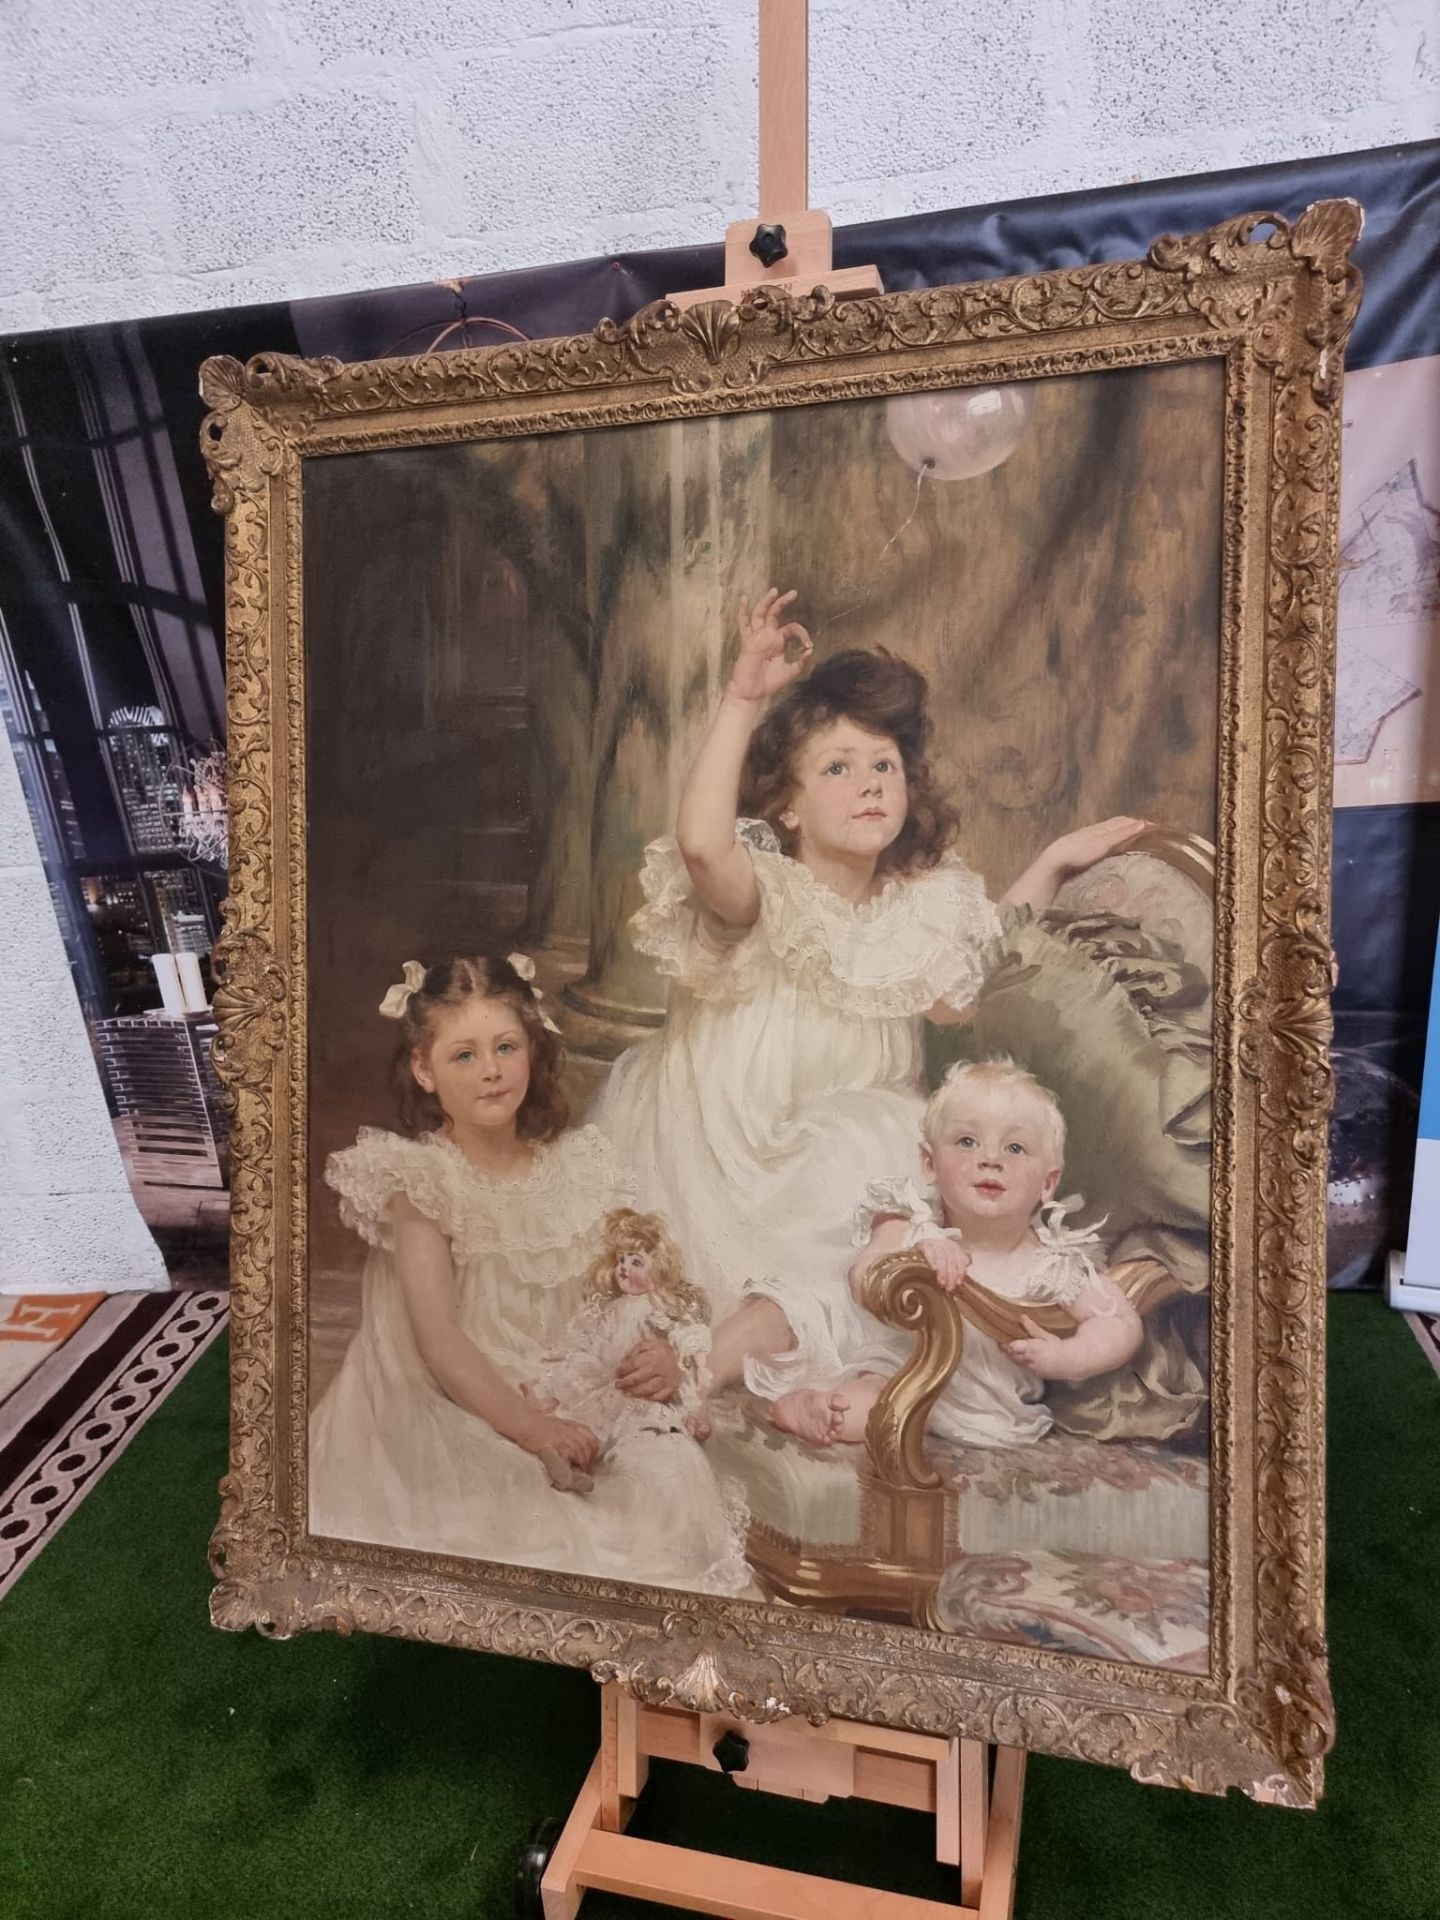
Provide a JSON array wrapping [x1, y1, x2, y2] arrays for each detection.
[[202, 198, 1360, 1804]]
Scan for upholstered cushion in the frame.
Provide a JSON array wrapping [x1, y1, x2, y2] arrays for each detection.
[[713, 1398, 1209, 1565], [934, 1547, 1210, 1671]]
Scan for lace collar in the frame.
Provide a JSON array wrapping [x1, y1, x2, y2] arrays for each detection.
[[739, 816, 966, 925]]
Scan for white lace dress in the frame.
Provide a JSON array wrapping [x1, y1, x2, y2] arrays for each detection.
[[844, 1179, 1106, 1447], [308, 1125, 749, 1595], [590, 821, 1000, 1395]]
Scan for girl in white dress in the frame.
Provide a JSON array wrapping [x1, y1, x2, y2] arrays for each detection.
[[594, 588, 1144, 1410], [308, 954, 750, 1596], [768, 1060, 1144, 1450], [524, 1207, 715, 1492]]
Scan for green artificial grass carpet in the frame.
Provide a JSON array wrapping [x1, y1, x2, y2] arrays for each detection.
[[0, 1294, 1436, 1919]]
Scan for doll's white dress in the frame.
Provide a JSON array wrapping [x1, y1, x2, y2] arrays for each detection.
[[590, 821, 1000, 1397], [842, 1179, 1107, 1447], [308, 1124, 749, 1595], [531, 1293, 709, 1447]]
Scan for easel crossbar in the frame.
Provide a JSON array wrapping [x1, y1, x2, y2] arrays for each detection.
[[574, 1827, 979, 1920]]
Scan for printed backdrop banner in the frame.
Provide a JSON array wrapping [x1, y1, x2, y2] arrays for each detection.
[[1, 139, 1437, 1284]]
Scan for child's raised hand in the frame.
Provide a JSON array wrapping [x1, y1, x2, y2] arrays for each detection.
[[729, 588, 814, 702], [1005, 1313, 1074, 1379], [917, 1237, 971, 1293], [1043, 815, 1148, 878]]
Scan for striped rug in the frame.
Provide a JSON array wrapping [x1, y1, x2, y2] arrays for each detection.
[[0, 1287, 228, 1601]]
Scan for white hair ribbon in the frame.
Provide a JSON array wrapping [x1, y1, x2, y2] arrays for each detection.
[[507, 951, 561, 1035], [378, 960, 427, 1020]]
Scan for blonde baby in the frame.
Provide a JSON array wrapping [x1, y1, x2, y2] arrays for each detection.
[[770, 1059, 1144, 1450]]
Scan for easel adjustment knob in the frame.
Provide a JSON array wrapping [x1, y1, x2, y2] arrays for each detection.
[[712, 1728, 752, 1775], [748, 223, 789, 268]]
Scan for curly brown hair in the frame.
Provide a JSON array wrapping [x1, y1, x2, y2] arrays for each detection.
[[581, 1207, 708, 1323], [737, 648, 958, 871], [389, 955, 568, 1143]]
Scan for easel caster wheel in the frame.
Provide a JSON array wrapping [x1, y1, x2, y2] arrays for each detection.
[[513, 1814, 562, 1919]]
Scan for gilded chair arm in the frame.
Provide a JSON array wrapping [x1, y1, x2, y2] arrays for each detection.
[[1108, 1254, 1183, 1317], [859, 1253, 969, 1491], [857, 1253, 1176, 1491]]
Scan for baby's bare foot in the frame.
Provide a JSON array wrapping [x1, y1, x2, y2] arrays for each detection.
[[770, 1388, 852, 1447], [685, 1405, 713, 1444], [539, 1445, 595, 1494]]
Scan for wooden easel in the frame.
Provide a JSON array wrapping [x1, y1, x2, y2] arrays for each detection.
[[539, 1685, 1025, 1919], [669, 0, 882, 309]]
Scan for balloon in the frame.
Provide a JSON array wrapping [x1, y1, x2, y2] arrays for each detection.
[[883, 384, 1035, 480]]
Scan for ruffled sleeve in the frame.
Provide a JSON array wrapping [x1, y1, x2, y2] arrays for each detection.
[[1025, 1198, 1107, 1306], [628, 821, 774, 1000], [324, 1128, 458, 1251], [850, 1175, 955, 1249]]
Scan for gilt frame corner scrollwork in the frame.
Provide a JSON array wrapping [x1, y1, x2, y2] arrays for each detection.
[[200, 197, 1362, 1807]]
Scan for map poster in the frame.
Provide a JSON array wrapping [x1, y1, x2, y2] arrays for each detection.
[[1335, 354, 1440, 809]]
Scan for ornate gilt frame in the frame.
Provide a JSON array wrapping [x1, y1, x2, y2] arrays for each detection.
[[200, 200, 1361, 1805]]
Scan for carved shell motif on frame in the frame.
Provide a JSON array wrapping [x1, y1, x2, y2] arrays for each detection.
[[198, 203, 1361, 1803]]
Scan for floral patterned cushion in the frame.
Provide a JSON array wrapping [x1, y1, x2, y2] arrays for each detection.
[[931, 1427, 1207, 1501], [935, 1548, 1209, 1671]]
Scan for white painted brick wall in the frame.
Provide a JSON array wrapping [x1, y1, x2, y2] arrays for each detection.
[[0, 0, 1436, 332]]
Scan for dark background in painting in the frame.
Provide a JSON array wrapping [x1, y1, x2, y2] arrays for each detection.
[[0, 140, 1435, 1291]]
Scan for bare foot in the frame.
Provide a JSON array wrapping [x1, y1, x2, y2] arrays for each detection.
[[539, 1445, 594, 1494], [684, 1405, 713, 1444], [770, 1388, 853, 1447]]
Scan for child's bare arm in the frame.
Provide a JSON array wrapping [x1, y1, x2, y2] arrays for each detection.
[[392, 1195, 598, 1468], [1006, 1274, 1143, 1382], [675, 588, 812, 930], [1000, 816, 1148, 912]]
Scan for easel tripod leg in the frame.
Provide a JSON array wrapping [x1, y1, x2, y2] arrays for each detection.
[[959, 1739, 989, 1906], [977, 1746, 1027, 1920]]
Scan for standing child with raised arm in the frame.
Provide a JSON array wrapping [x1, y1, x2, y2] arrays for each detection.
[[594, 589, 1143, 1412]]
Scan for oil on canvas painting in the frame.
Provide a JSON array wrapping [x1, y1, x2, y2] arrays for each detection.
[[302, 361, 1221, 1672]]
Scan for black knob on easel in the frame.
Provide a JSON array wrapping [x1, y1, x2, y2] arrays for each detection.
[[712, 1729, 751, 1775], [749, 223, 789, 268]]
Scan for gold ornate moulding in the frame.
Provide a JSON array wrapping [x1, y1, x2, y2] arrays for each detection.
[[202, 202, 1361, 1806]]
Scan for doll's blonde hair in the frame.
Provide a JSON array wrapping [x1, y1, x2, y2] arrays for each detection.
[[583, 1208, 708, 1322], [922, 1058, 1066, 1171]]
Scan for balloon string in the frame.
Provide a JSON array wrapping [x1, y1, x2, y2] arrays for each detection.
[[814, 461, 933, 637]]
